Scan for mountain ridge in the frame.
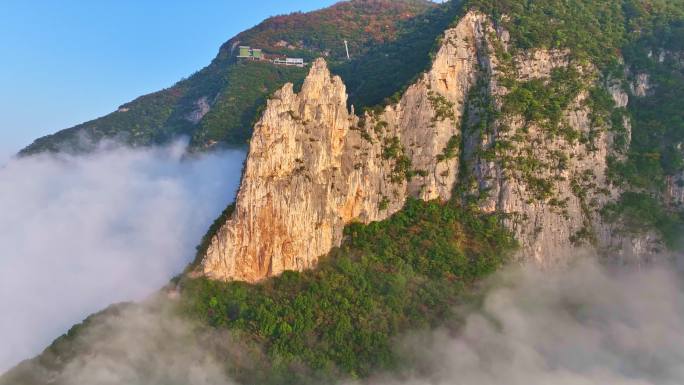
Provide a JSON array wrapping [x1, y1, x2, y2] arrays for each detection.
[[4, 0, 684, 383], [19, 0, 443, 156], [196, 5, 677, 283], [199, 11, 489, 282]]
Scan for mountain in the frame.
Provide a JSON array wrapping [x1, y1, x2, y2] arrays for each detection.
[[4, 0, 684, 384], [18, 0, 446, 156], [198, 3, 684, 282]]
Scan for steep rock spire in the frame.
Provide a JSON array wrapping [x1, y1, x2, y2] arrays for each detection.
[[201, 12, 490, 282]]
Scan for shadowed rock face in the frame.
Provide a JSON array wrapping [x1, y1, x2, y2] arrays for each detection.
[[200, 11, 656, 283]]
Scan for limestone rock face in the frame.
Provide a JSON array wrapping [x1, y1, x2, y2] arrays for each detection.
[[201, 12, 489, 282], [460, 30, 660, 263], [200, 11, 655, 282], [201, 59, 350, 282], [186, 97, 211, 124]]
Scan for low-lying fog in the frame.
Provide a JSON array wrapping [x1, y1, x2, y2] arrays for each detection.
[[360, 258, 684, 385], [0, 142, 245, 372], [7, 256, 683, 385], [2, 143, 683, 385]]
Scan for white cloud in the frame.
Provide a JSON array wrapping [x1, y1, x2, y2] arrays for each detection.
[[0, 147, 13, 165], [2, 142, 683, 384], [360, 259, 684, 385], [54, 303, 239, 385], [0, 142, 245, 372]]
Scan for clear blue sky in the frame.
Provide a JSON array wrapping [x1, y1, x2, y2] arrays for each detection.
[[0, 0, 337, 159]]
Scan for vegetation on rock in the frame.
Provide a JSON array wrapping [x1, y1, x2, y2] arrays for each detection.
[[467, 0, 684, 246]]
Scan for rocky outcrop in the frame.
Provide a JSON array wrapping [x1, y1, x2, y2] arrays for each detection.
[[186, 97, 211, 124], [201, 59, 353, 281], [458, 25, 664, 264], [200, 11, 652, 282], [201, 12, 489, 282], [462, 45, 613, 265]]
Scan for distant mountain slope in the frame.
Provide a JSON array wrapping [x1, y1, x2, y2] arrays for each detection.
[[225, 0, 436, 61], [19, 0, 440, 156]]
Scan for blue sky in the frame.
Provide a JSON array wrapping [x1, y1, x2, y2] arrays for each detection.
[[0, 0, 337, 159]]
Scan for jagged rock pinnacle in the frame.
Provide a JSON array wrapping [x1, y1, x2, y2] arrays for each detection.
[[200, 11, 649, 282]]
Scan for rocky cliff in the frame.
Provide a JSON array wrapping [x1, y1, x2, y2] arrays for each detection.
[[200, 11, 654, 282]]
